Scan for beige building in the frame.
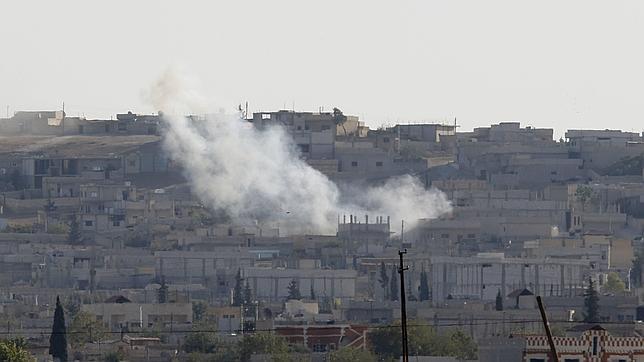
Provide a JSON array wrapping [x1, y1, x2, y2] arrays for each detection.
[[252, 110, 338, 160], [430, 254, 591, 303], [243, 267, 357, 301], [610, 238, 635, 270], [81, 297, 192, 330], [204, 306, 242, 334], [79, 182, 137, 232]]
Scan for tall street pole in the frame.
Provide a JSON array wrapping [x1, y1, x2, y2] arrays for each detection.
[[398, 249, 409, 362], [536, 296, 559, 362]]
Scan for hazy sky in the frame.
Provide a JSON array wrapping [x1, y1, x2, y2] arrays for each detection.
[[2, 0, 643, 137]]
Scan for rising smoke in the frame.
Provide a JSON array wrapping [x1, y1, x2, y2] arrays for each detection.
[[148, 70, 451, 235]]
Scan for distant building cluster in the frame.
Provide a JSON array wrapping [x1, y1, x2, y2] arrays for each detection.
[[0, 108, 643, 361]]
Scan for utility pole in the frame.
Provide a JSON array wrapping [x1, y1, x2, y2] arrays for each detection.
[[401, 220, 404, 247], [398, 249, 409, 362], [240, 301, 245, 336], [536, 296, 559, 362]]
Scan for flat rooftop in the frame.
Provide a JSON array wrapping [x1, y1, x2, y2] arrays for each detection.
[[0, 135, 161, 159]]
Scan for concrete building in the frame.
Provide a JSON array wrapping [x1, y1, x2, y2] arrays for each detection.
[[430, 254, 591, 303], [204, 306, 242, 334], [523, 234, 634, 273], [391, 124, 457, 143], [523, 325, 644, 361], [335, 115, 366, 138], [412, 218, 481, 255], [542, 295, 640, 323], [566, 129, 642, 145], [566, 130, 644, 171], [0, 110, 161, 136], [243, 267, 357, 301], [252, 110, 339, 159], [274, 324, 368, 352], [154, 250, 254, 293], [337, 214, 391, 255], [458, 122, 553, 144], [0, 135, 167, 189], [0, 111, 66, 135], [335, 142, 393, 175], [81, 296, 192, 330], [79, 182, 137, 232], [367, 123, 457, 156], [456, 123, 577, 188]]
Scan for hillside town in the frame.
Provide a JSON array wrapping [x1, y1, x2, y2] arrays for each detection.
[[0, 109, 643, 362]]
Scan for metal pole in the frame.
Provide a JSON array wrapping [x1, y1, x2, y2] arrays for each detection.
[[241, 301, 245, 335], [255, 300, 259, 329], [536, 296, 559, 362], [401, 220, 405, 246], [398, 249, 409, 362]]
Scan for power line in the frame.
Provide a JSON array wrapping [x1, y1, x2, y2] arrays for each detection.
[[1, 319, 639, 336]]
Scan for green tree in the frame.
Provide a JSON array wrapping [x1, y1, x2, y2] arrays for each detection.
[[103, 351, 122, 362], [369, 321, 477, 360], [330, 347, 376, 362], [63, 296, 81, 320], [233, 269, 243, 306], [158, 277, 168, 303], [389, 267, 398, 301], [438, 330, 478, 360], [583, 277, 600, 323], [49, 296, 68, 362], [604, 272, 626, 293], [378, 262, 389, 301], [243, 281, 253, 308], [419, 268, 430, 302], [68, 311, 107, 348], [369, 321, 437, 359], [0, 338, 32, 362], [368, 324, 400, 359], [193, 301, 208, 322], [333, 107, 347, 125], [67, 216, 82, 245], [408, 322, 439, 356], [575, 185, 596, 211], [287, 279, 301, 300], [632, 251, 643, 288], [183, 331, 219, 354], [237, 332, 289, 362], [495, 289, 503, 311]]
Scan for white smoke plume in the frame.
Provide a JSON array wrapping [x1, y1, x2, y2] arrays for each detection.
[[148, 70, 451, 234]]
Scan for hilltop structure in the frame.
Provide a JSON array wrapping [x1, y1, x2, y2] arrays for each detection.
[[0, 109, 643, 360]]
